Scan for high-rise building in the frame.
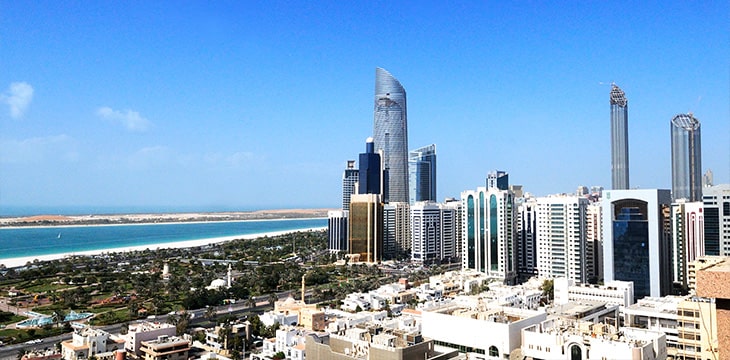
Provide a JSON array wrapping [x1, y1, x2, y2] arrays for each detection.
[[410, 202, 442, 263], [516, 196, 538, 280], [703, 169, 714, 187], [373, 67, 409, 203], [670, 200, 704, 289], [671, 113, 702, 202], [602, 189, 672, 299], [342, 160, 358, 211], [487, 170, 509, 190], [443, 197, 463, 261], [702, 184, 730, 256], [461, 186, 517, 283], [383, 202, 410, 260], [327, 210, 349, 253], [610, 83, 630, 190], [536, 195, 589, 283], [408, 144, 437, 205], [586, 202, 603, 282], [358, 138, 381, 195], [348, 194, 383, 263]]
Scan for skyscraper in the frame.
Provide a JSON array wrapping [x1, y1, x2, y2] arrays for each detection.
[[342, 160, 359, 211], [487, 170, 509, 190], [373, 67, 409, 203], [610, 83, 630, 190], [349, 193, 383, 263], [358, 138, 381, 195], [702, 184, 730, 256], [408, 144, 437, 205], [535, 195, 589, 283], [461, 186, 517, 283], [671, 113, 702, 202], [670, 200, 704, 289], [602, 189, 672, 299]]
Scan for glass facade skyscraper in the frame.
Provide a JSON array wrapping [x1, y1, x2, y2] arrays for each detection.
[[358, 138, 381, 195], [671, 113, 702, 202], [373, 67, 409, 203], [602, 189, 672, 299], [408, 144, 436, 205], [610, 84, 630, 190]]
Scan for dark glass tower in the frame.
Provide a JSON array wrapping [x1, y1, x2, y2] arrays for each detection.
[[671, 113, 702, 201], [358, 138, 381, 195], [408, 144, 437, 204], [373, 67, 409, 203], [610, 84, 630, 190], [612, 203, 650, 299]]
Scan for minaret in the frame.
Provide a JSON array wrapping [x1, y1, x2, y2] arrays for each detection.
[[227, 264, 232, 288]]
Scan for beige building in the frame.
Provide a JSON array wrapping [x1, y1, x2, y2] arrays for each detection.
[[695, 256, 730, 359], [272, 296, 326, 331], [306, 326, 458, 360], [676, 297, 718, 360], [60, 328, 125, 360], [139, 335, 190, 360], [119, 321, 176, 357]]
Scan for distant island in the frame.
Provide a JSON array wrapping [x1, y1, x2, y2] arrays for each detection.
[[0, 208, 333, 228]]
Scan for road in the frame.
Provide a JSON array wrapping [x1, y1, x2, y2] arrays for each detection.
[[0, 296, 281, 360]]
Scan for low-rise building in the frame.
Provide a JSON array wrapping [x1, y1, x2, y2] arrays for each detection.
[[119, 321, 176, 357], [139, 335, 190, 360], [676, 296, 719, 360], [421, 301, 546, 359], [554, 277, 635, 308], [60, 328, 125, 360], [522, 318, 667, 360], [621, 296, 687, 358], [306, 324, 457, 360]]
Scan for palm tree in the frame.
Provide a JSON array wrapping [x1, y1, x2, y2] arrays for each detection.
[[205, 306, 217, 323], [268, 293, 278, 307], [51, 309, 66, 328], [245, 297, 256, 308]]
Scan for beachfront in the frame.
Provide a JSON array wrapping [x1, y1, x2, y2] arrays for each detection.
[[0, 226, 326, 268]]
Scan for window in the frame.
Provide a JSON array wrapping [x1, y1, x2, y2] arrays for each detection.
[[489, 346, 499, 357]]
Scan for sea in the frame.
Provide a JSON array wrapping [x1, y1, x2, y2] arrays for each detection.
[[0, 217, 327, 262]]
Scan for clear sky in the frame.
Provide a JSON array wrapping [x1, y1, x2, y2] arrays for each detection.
[[1, 2, 728, 212]]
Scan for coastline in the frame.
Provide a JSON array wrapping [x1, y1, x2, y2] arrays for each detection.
[[0, 209, 334, 228], [0, 216, 327, 230], [0, 226, 327, 268]]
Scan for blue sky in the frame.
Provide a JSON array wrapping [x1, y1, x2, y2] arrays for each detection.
[[1, 2, 728, 212]]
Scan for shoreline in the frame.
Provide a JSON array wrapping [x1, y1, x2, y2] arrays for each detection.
[[0, 216, 327, 230], [0, 208, 334, 229], [0, 226, 327, 268]]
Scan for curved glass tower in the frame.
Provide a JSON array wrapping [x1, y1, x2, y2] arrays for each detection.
[[374, 67, 409, 203], [671, 113, 702, 201], [610, 83, 629, 190]]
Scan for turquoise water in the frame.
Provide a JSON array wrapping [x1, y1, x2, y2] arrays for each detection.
[[0, 218, 326, 261], [16, 310, 94, 328]]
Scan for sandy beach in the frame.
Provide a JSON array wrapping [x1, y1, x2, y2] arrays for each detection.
[[0, 226, 326, 268], [0, 209, 333, 228]]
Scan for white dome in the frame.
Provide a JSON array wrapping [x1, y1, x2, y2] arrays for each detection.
[[209, 279, 227, 289]]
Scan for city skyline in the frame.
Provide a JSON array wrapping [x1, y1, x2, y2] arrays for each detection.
[[1, 2, 728, 211]]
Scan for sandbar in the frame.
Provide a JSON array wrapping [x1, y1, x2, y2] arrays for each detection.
[[0, 226, 326, 268]]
